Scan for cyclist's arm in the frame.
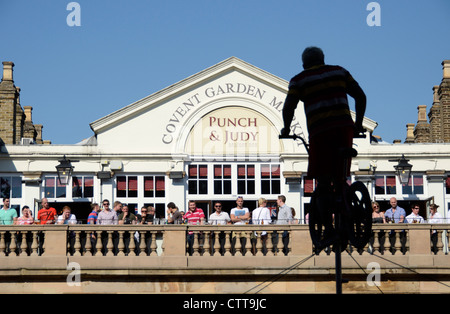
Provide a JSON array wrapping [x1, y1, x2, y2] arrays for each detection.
[[281, 92, 300, 135], [347, 80, 367, 132]]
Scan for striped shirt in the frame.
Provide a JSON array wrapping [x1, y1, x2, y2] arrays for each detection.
[[287, 65, 358, 137]]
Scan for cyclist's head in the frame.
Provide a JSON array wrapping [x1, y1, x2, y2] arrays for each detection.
[[302, 46, 325, 69]]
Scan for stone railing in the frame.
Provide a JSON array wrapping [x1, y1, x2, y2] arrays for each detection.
[[0, 223, 448, 258], [1, 223, 450, 293]]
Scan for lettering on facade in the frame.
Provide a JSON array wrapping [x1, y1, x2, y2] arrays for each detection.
[[162, 82, 303, 145], [209, 117, 259, 145]]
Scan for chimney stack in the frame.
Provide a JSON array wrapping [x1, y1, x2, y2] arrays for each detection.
[[24, 106, 33, 123], [417, 105, 428, 122], [433, 86, 439, 103], [443, 60, 450, 79], [405, 123, 415, 143], [1, 61, 14, 82]]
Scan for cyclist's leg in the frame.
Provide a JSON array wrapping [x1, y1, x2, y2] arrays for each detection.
[[315, 177, 335, 233]]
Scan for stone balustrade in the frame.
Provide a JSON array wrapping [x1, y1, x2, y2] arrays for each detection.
[[0, 223, 449, 293], [0, 223, 449, 257]]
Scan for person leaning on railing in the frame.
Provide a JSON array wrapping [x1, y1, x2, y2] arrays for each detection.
[[275, 195, 293, 255], [0, 197, 18, 225], [208, 201, 231, 255], [251, 198, 271, 255], [428, 204, 444, 254]]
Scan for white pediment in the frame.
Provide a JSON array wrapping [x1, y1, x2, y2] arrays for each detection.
[[89, 56, 377, 157]]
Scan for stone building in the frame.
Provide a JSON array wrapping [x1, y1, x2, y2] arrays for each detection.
[[0, 61, 48, 145], [409, 60, 450, 143], [1, 57, 450, 223]]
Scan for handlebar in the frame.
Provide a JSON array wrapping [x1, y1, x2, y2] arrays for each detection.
[[278, 134, 301, 140], [279, 129, 367, 140]]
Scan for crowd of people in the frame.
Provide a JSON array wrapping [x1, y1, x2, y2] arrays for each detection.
[[0, 195, 297, 226], [0, 195, 297, 256], [2, 195, 449, 227], [371, 197, 447, 224]]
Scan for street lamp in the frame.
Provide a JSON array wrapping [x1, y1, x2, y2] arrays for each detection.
[[55, 155, 75, 185], [390, 154, 413, 185]]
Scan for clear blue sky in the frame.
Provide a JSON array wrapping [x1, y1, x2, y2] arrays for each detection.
[[1, 0, 449, 144]]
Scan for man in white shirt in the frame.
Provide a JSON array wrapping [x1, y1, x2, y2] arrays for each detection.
[[209, 202, 231, 225], [230, 196, 250, 255], [209, 202, 230, 255], [405, 204, 424, 223]]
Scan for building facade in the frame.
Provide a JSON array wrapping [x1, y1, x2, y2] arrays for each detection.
[[1, 57, 450, 222]]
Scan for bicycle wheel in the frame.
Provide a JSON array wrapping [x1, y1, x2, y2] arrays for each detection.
[[346, 181, 372, 249]]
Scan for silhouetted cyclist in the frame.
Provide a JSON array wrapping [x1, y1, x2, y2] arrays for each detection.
[[280, 46, 367, 238]]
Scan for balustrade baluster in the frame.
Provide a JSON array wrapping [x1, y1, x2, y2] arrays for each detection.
[[106, 231, 114, 256], [383, 230, 391, 255], [266, 231, 274, 256], [74, 231, 82, 256], [286, 230, 291, 256], [212, 231, 220, 256], [129, 231, 136, 256], [203, 231, 211, 256], [31, 231, 39, 256], [255, 231, 263, 256], [95, 232, 102, 256], [394, 230, 402, 254], [234, 231, 242, 256], [192, 231, 200, 256], [117, 231, 125, 256], [150, 232, 157, 256], [20, 231, 27, 256], [9, 232, 16, 257], [139, 231, 147, 256], [244, 231, 252, 256], [84, 231, 92, 256], [224, 231, 232, 256]]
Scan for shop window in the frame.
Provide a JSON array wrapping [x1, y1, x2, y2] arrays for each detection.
[[188, 165, 208, 194], [260, 164, 280, 195], [402, 175, 424, 195], [214, 165, 232, 195], [237, 164, 255, 195], [144, 176, 165, 197], [0, 176, 22, 199], [375, 175, 396, 195], [116, 176, 138, 198], [72, 176, 94, 198], [44, 176, 66, 198]]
